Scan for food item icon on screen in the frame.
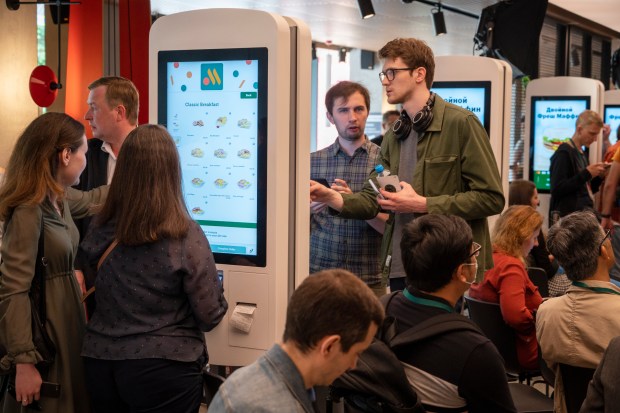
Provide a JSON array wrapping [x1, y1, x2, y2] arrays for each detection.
[[237, 119, 251, 129], [214, 149, 227, 159], [191, 178, 205, 187], [237, 179, 251, 189], [191, 207, 205, 215], [237, 149, 251, 159], [216, 117, 227, 128], [192, 120, 204, 126], [191, 148, 204, 158], [214, 178, 228, 188]]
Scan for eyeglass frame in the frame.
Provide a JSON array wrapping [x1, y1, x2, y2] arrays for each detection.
[[378, 67, 417, 82], [468, 242, 482, 260], [599, 229, 611, 254]]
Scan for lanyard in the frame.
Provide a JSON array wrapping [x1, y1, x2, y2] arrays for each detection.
[[572, 281, 620, 296], [403, 288, 454, 313]]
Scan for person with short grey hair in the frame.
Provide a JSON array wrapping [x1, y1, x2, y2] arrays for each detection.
[[536, 211, 620, 413], [546, 211, 604, 280]]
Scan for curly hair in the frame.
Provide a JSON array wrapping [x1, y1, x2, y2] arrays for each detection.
[[378, 38, 435, 89], [492, 205, 543, 260]]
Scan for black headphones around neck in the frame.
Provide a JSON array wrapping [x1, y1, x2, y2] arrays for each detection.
[[392, 92, 436, 140]]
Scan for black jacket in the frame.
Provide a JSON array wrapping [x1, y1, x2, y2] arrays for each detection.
[[550, 142, 602, 217]]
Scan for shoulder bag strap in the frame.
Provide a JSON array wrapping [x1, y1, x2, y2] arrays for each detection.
[[33, 217, 48, 325], [81, 239, 118, 302]]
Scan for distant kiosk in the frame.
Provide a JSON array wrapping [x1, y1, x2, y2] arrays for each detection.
[[524, 76, 604, 227], [434, 55, 512, 205], [149, 9, 311, 366], [604, 90, 620, 143]]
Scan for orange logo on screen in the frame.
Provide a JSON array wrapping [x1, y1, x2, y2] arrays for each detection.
[[201, 63, 223, 90]]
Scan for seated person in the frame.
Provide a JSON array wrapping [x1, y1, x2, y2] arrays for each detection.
[[508, 179, 570, 296], [580, 335, 620, 413], [209, 269, 384, 413], [469, 205, 543, 371], [387, 214, 516, 412], [536, 211, 620, 413]]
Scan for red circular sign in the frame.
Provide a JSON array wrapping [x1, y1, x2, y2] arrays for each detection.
[[29, 65, 59, 107]]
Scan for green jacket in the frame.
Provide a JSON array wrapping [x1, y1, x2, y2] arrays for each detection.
[[338, 95, 505, 284]]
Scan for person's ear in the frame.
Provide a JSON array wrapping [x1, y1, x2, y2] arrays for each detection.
[[116, 104, 127, 121], [59, 147, 71, 167], [415, 67, 427, 84], [326, 111, 335, 125], [318, 335, 340, 356]]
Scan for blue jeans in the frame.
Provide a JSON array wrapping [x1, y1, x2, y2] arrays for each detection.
[[84, 356, 204, 413]]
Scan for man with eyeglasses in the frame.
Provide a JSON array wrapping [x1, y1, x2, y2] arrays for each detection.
[[384, 214, 516, 412], [537, 211, 620, 413], [310, 37, 504, 291]]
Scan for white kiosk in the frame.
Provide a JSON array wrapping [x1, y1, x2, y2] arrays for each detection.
[[434, 56, 512, 198], [524, 76, 604, 227], [604, 90, 620, 141], [149, 9, 312, 366]]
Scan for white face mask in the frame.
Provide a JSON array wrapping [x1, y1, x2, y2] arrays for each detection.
[[461, 262, 478, 285]]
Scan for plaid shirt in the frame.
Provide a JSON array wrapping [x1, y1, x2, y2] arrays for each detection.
[[310, 137, 383, 284]]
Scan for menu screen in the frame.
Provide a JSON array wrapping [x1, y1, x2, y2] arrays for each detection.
[[529, 96, 590, 192], [431, 81, 491, 134], [604, 105, 620, 143], [158, 48, 268, 267]]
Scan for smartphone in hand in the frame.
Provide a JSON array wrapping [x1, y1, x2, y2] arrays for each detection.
[[311, 178, 330, 188]]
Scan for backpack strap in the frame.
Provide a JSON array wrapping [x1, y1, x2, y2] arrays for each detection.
[[390, 313, 483, 349]]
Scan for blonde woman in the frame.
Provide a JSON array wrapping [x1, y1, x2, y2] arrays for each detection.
[[469, 205, 544, 370]]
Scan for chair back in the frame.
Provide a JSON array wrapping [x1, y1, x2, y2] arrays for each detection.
[[464, 294, 522, 375], [559, 364, 595, 413], [527, 267, 549, 298]]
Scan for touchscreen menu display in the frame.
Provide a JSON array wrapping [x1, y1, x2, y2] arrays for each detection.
[[158, 48, 267, 267]]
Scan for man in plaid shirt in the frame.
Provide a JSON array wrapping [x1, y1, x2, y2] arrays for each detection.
[[310, 81, 387, 297]]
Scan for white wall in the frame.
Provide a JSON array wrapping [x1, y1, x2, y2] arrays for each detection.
[[0, 5, 39, 168]]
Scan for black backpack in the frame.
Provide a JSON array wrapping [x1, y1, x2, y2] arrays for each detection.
[[328, 292, 483, 413]]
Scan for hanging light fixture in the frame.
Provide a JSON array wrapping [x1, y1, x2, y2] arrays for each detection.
[[357, 0, 375, 19], [431, 3, 447, 36]]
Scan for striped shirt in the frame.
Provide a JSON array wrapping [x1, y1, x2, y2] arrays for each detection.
[[310, 137, 383, 285]]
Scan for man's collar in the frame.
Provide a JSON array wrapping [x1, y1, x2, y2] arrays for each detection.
[[101, 141, 118, 160]]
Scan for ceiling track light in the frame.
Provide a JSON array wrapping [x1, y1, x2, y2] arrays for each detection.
[[431, 4, 447, 36], [357, 0, 375, 19]]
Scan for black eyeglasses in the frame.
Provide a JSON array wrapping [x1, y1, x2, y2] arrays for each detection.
[[378, 67, 416, 82], [468, 242, 482, 259], [599, 229, 611, 253]]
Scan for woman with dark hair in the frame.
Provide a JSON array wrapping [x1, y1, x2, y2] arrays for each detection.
[[469, 205, 544, 371], [0, 112, 107, 412], [81, 125, 228, 413]]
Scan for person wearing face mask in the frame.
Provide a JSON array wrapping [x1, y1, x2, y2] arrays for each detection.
[[549, 110, 608, 218], [537, 211, 620, 413], [385, 214, 516, 413], [469, 205, 544, 371]]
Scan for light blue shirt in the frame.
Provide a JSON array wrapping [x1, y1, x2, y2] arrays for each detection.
[[209, 344, 316, 413]]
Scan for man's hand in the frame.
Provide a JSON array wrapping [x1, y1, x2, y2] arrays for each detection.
[[310, 180, 344, 211], [377, 182, 427, 213], [587, 162, 608, 178], [331, 179, 352, 194]]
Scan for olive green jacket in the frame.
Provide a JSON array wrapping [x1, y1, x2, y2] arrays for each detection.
[[338, 95, 504, 284]]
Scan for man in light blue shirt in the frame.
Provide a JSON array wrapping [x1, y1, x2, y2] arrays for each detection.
[[209, 269, 384, 412]]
